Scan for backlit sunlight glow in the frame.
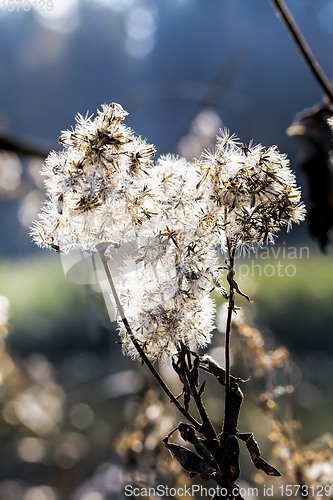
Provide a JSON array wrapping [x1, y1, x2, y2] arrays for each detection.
[[124, 6, 157, 57], [35, 0, 79, 33], [93, 0, 135, 12]]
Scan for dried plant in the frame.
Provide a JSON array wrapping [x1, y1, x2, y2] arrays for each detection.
[[31, 102, 306, 499]]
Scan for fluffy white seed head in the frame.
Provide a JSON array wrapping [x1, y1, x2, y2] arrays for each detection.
[[31, 103, 156, 254], [31, 107, 306, 363], [197, 129, 306, 252]]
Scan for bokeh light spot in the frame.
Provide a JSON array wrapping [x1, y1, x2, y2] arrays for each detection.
[[318, 1, 333, 34], [17, 437, 47, 463], [93, 0, 135, 12], [23, 486, 57, 500], [35, 0, 79, 33], [69, 403, 95, 429]]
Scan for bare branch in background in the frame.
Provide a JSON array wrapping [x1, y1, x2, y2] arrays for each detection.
[[270, 0, 333, 250], [270, 0, 333, 105], [0, 130, 54, 159]]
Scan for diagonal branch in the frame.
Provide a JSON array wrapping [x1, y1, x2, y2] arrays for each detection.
[[270, 0, 333, 104]]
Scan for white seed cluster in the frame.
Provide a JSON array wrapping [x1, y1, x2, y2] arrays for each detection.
[[31, 104, 305, 363], [31, 103, 156, 254], [198, 131, 306, 251], [118, 155, 223, 362]]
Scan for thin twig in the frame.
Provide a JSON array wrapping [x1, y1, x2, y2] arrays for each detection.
[[181, 350, 217, 439], [0, 131, 54, 158], [270, 0, 333, 104], [97, 250, 202, 432], [224, 290, 234, 402], [223, 238, 235, 433]]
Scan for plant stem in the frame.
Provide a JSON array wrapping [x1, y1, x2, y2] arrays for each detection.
[[223, 240, 235, 433], [224, 291, 234, 407], [270, 0, 333, 104], [98, 250, 202, 433], [181, 350, 217, 439]]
